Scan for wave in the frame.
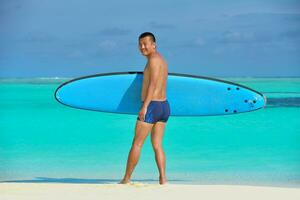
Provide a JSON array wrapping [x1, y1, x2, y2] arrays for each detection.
[[0, 77, 73, 84]]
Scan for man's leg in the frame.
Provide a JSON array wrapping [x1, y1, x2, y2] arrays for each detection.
[[150, 121, 167, 184], [120, 120, 154, 184]]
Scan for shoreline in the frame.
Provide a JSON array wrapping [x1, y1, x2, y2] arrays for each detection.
[[1, 182, 300, 200], [1, 180, 300, 189]]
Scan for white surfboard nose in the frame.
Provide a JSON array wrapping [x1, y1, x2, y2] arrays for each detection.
[[263, 94, 267, 108]]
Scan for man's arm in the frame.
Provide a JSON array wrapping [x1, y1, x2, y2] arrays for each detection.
[[142, 58, 160, 109]]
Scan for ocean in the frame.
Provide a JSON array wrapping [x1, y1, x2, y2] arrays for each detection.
[[0, 77, 299, 187]]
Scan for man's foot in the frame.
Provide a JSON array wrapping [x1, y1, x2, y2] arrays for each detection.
[[159, 176, 167, 185], [119, 178, 130, 184]]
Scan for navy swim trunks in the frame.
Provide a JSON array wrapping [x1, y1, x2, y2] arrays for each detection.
[[137, 100, 170, 124]]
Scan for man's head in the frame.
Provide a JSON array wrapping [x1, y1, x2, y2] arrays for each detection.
[[138, 32, 156, 56]]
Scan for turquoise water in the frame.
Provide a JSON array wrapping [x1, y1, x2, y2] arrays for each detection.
[[0, 78, 300, 187]]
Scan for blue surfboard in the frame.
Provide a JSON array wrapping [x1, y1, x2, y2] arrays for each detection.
[[54, 72, 266, 116]]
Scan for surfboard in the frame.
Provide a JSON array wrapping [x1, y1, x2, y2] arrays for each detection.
[[54, 72, 266, 116]]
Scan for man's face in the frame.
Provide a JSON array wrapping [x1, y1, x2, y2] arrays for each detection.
[[139, 36, 156, 56]]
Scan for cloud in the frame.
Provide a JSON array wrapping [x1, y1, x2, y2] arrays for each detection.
[[217, 29, 300, 45], [280, 29, 300, 40], [218, 31, 258, 43], [194, 37, 206, 46], [98, 27, 131, 36], [228, 12, 300, 28], [97, 40, 117, 50], [149, 21, 176, 30], [177, 37, 207, 48], [0, 0, 23, 15], [16, 32, 60, 43], [66, 50, 85, 58], [212, 13, 300, 44]]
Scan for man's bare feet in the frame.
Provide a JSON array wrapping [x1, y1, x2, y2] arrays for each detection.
[[119, 178, 130, 184], [159, 176, 167, 184]]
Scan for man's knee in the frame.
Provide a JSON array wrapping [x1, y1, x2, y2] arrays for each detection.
[[132, 141, 144, 149], [152, 143, 163, 151]]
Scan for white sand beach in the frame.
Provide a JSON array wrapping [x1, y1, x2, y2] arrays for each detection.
[[1, 182, 300, 200]]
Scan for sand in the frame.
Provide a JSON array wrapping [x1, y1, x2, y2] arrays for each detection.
[[1, 182, 300, 200]]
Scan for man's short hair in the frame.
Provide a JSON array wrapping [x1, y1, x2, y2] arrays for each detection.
[[139, 32, 156, 43]]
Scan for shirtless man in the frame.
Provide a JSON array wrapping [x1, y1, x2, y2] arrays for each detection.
[[119, 32, 170, 185]]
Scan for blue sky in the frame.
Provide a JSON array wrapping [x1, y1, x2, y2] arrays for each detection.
[[0, 0, 300, 78]]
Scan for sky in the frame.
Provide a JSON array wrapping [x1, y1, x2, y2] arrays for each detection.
[[0, 0, 300, 78]]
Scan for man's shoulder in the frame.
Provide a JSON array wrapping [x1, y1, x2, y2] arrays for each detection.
[[149, 53, 164, 64]]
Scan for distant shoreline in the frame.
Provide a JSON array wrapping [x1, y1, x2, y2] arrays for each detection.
[[0, 76, 300, 80]]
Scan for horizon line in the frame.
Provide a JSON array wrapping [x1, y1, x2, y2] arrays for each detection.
[[1, 74, 300, 79]]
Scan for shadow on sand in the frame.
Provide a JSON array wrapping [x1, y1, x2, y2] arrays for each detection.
[[0, 177, 186, 184]]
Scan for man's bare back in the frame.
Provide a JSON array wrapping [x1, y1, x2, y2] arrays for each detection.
[[141, 52, 168, 101]]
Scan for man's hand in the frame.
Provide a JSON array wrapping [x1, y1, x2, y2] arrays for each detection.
[[138, 106, 147, 121]]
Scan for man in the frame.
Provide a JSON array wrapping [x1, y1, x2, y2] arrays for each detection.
[[119, 32, 170, 185]]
